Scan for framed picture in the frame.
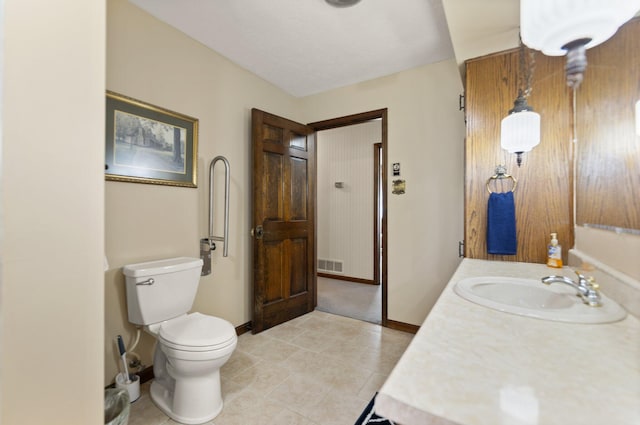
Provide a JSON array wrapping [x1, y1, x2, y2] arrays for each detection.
[[105, 91, 198, 187]]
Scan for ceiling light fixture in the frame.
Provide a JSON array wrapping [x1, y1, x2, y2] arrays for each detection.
[[520, 0, 640, 88], [501, 42, 540, 167], [325, 0, 361, 8]]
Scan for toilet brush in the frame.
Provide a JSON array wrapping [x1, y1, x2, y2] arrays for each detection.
[[117, 335, 131, 384]]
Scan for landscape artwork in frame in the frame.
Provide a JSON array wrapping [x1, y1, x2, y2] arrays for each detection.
[[105, 91, 198, 187]]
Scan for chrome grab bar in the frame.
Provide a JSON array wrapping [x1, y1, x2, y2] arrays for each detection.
[[208, 155, 230, 257]]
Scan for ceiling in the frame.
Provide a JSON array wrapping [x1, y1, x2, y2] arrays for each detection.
[[128, 0, 458, 97], [124, 1, 640, 98]]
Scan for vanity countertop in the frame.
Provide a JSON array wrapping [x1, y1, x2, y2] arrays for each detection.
[[376, 258, 640, 425]]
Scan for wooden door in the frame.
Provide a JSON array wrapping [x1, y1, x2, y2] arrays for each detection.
[[251, 109, 316, 333]]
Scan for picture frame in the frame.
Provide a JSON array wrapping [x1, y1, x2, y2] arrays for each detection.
[[105, 91, 198, 188]]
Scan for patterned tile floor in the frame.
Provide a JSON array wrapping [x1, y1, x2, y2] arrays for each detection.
[[128, 310, 413, 425]]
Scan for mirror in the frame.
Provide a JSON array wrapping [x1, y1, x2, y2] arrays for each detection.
[[575, 18, 640, 232]]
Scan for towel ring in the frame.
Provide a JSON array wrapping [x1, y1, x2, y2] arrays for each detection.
[[486, 165, 517, 194]]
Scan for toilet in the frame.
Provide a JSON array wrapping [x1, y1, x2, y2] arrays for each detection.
[[123, 257, 237, 425]]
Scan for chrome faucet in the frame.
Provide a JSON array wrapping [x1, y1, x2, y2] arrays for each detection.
[[541, 271, 602, 307]]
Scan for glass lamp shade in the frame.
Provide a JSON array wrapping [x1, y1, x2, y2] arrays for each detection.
[[501, 110, 541, 154], [521, 0, 640, 56]]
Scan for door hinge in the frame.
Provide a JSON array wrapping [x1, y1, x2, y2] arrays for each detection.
[[459, 94, 465, 111], [458, 240, 465, 258]]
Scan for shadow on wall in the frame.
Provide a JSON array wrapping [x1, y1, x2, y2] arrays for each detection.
[[104, 268, 155, 386]]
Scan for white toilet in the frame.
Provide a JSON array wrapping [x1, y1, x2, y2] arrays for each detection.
[[123, 257, 237, 425]]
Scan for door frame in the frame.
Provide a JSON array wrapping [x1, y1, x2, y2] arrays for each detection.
[[308, 109, 388, 327], [374, 142, 382, 287]]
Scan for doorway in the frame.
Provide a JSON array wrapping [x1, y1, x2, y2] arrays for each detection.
[[309, 109, 388, 325], [251, 108, 387, 332]]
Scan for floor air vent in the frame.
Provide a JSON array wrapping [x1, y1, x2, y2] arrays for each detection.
[[318, 258, 343, 274]]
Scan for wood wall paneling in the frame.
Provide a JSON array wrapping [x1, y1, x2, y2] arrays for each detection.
[[576, 18, 640, 230], [465, 49, 573, 263], [465, 18, 640, 261]]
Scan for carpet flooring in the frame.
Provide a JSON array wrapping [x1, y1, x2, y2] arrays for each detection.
[[316, 276, 382, 324]]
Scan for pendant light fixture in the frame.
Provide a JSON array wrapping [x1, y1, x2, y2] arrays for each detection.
[[500, 42, 540, 167], [520, 0, 640, 88]]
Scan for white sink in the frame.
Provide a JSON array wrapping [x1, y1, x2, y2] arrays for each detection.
[[454, 276, 627, 324]]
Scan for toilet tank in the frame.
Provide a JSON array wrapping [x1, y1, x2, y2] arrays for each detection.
[[123, 257, 203, 325]]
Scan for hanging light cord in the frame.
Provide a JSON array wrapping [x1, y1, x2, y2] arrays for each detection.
[[571, 87, 578, 225], [519, 37, 536, 99], [501, 35, 540, 168]]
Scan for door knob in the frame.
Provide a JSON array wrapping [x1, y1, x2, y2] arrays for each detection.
[[251, 225, 264, 239]]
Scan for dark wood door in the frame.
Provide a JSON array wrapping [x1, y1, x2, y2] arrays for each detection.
[[251, 109, 316, 333]]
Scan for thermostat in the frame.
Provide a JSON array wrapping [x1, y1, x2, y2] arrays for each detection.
[[392, 163, 400, 176]]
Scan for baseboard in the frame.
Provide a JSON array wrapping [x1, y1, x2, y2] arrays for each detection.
[[385, 319, 419, 334], [138, 365, 154, 384], [235, 321, 252, 336], [318, 272, 378, 285], [106, 365, 154, 389]]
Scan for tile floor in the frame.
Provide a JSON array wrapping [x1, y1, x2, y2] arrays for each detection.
[[128, 310, 414, 425]]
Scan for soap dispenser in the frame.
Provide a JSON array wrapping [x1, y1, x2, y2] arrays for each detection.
[[546, 232, 563, 268]]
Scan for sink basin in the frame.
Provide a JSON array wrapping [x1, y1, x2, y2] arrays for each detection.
[[454, 276, 627, 324]]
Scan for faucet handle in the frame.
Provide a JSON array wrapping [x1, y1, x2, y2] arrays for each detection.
[[579, 275, 602, 306], [575, 269, 598, 287], [574, 270, 595, 287], [574, 269, 586, 280]]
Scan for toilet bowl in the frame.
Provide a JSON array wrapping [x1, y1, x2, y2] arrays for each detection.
[[123, 257, 237, 425], [148, 312, 237, 424]]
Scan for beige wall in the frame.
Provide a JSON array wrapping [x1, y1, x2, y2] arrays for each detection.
[[1, 0, 105, 423], [575, 227, 640, 281], [441, 0, 520, 76], [105, 0, 301, 385], [301, 61, 466, 325]]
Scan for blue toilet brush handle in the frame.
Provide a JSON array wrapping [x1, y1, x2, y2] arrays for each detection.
[[117, 335, 131, 384], [117, 335, 126, 356]]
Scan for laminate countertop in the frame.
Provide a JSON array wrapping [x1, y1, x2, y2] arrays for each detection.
[[376, 258, 640, 425]]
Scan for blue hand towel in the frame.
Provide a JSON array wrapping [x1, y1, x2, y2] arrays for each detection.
[[487, 191, 517, 255]]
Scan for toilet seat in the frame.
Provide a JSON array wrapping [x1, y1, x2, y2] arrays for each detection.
[[158, 312, 236, 352]]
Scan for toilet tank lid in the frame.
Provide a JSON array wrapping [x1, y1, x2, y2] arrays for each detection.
[[122, 257, 203, 277]]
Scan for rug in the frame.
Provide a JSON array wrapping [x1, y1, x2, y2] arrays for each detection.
[[354, 393, 395, 425]]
